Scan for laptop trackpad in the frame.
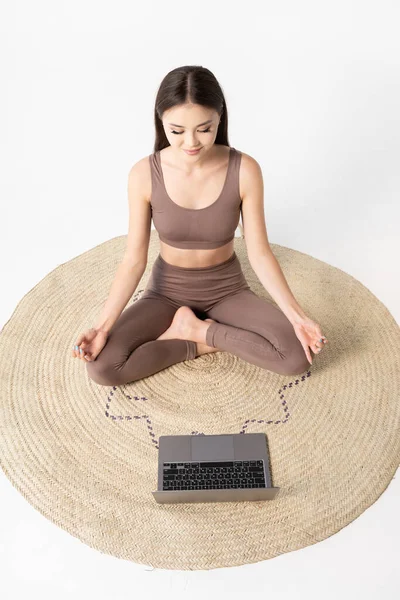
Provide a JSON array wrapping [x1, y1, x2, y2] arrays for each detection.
[[191, 435, 234, 461]]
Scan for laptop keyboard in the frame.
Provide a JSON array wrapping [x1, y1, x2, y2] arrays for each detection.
[[162, 460, 266, 491]]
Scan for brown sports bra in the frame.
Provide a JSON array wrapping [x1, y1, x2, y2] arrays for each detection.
[[148, 146, 243, 249]]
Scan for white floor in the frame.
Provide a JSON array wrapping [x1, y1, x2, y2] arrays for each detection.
[[1, 229, 399, 599]]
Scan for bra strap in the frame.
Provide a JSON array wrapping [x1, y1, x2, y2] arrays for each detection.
[[229, 147, 241, 198], [149, 152, 164, 196]]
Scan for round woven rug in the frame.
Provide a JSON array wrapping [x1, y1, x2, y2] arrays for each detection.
[[0, 231, 399, 570]]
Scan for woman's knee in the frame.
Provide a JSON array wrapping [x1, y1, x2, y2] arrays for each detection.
[[262, 335, 309, 375], [277, 346, 310, 375], [86, 359, 122, 386]]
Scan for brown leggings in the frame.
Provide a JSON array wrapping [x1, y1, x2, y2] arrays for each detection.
[[86, 252, 309, 386]]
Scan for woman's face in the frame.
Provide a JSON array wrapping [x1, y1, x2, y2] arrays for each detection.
[[161, 103, 221, 158]]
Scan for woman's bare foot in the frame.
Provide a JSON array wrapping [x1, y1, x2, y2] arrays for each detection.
[[156, 307, 219, 356]]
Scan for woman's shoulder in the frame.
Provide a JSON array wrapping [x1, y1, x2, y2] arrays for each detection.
[[128, 155, 153, 204], [236, 149, 262, 180], [234, 148, 258, 165]]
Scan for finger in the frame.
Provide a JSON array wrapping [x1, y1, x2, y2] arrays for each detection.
[[73, 338, 84, 356], [304, 345, 312, 365], [80, 342, 92, 361], [83, 348, 91, 360], [75, 334, 84, 347], [81, 349, 92, 361], [77, 341, 87, 359]]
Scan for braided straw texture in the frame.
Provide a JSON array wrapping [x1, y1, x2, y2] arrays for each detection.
[[0, 231, 399, 570]]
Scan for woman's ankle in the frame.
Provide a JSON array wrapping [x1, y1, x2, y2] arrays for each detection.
[[195, 342, 219, 357]]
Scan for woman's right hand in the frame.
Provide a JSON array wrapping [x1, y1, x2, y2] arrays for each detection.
[[72, 328, 109, 362]]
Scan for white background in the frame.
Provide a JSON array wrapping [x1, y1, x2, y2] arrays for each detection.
[[1, 0, 399, 598]]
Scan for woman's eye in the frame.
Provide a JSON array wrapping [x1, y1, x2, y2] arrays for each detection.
[[170, 128, 212, 135]]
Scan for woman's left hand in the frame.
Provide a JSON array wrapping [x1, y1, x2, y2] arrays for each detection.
[[292, 316, 328, 365]]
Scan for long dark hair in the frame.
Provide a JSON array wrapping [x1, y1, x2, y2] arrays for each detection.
[[153, 65, 229, 152]]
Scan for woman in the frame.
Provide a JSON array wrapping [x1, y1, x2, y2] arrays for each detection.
[[72, 65, 328, 386]]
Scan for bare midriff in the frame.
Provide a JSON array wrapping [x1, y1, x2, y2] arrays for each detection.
[[159, 239, 235, 268]]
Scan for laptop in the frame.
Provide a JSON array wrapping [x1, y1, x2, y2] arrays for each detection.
[[152, 432, 280, 504]]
